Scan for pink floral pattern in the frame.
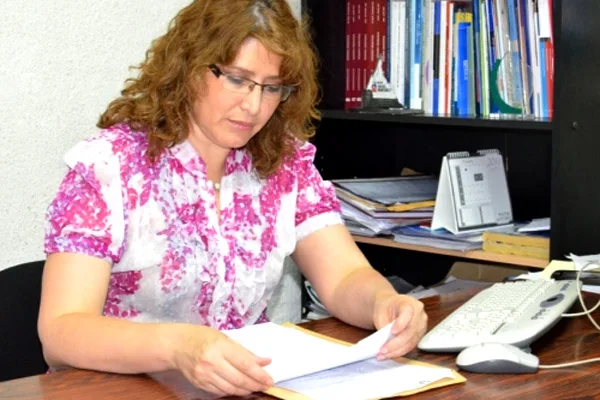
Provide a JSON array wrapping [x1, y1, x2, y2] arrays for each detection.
[[44, 124, 342, 330]]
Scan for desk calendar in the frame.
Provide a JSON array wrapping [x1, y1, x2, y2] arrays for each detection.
[[431, 149, 514, 234]]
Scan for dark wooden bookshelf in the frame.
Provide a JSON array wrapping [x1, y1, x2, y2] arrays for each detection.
[[320, 109, 552, 132], [303, 0, 599, 277]]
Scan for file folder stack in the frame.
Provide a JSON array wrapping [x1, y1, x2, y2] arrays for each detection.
[[332, 175, 438, 236]]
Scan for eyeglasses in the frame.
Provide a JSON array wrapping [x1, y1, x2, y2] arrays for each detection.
[[208, 64, 294, 103]]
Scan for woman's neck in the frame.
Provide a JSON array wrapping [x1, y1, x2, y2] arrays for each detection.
[[186, 127, 230, 183], [194, 145, 228, 184]]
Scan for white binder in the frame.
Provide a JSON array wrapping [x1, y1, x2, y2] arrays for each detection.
[[431, 149, 514, 234]]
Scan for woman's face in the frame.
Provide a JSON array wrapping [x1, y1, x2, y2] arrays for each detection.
[[187, 37, 283, 154]]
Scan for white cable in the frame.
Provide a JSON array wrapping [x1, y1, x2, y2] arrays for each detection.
[[574, 263, 600, 331], [562, 299, 600, 317], [562, 264, 600, 317], [541, 262, 600, 370], [540, 357, 600, 369]]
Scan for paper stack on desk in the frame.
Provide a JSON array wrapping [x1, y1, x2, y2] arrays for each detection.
[[223, 322, 464, 400]]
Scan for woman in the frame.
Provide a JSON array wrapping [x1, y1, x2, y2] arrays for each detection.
[[38, 0, 427, 396]]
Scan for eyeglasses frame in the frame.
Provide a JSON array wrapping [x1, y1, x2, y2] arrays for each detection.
[[207, 64, 295, 103]]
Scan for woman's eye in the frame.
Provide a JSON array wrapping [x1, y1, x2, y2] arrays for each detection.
[[226, 75, 246, 87], [264, 85, 282, 94]]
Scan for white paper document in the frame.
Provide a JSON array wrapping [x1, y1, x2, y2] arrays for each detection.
[[514, 257, 600, 294], [567, 253, 600, 271], [517, 217, 550, 232], [222, 322, 455, 399], [278, 358, 454, 400], [223, 322, 393, 383]]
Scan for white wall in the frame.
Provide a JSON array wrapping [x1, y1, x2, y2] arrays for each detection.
[[0, 0, 301, 270]]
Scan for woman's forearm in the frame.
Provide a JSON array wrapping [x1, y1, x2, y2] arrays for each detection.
[[40, 313, 184, 374], [328, 267, 397, 330]]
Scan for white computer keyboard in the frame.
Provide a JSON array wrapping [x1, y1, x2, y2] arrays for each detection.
[[418, 279, 579, 352]]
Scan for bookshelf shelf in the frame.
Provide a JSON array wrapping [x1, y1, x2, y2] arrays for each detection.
[[352, 235, 549, 269], [304, 0, 599, 275], [320, 110, 552, 132]]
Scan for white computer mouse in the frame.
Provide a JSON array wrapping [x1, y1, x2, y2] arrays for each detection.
[[456, 342, 539, 374]]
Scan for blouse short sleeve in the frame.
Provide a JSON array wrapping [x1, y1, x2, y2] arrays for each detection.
[[294, 142, 343, 241], [44, 136, 126, 265]]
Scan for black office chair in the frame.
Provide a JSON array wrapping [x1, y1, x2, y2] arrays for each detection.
[[0, 260, 48, 382]]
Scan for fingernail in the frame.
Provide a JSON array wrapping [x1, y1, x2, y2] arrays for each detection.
[[380, 347, 388, 354], [376, 353, 386, 360]]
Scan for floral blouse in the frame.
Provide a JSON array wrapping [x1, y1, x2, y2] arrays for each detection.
[[44, 123, 342, 330]]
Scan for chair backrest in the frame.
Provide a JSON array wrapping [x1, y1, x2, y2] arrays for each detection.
[[0, 260, 48, 382]]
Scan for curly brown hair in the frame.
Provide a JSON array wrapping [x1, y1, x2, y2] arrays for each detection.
[[97, 0, 321, 178]]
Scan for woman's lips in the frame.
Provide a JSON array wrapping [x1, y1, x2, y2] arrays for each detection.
[[229, 119, 254, 131]]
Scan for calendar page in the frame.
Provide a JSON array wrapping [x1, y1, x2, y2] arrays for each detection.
[[447, 151, 513, 231]]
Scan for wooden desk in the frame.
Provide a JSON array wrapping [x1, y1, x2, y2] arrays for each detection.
[[2, 288, 599, 399]]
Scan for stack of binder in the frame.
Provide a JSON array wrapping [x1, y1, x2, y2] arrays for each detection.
[[481, 218, 550, 260], [482, 231, 550, 260], [332, 175, 438, 236]]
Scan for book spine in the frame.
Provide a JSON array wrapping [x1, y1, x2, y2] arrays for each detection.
[[345, 0, 353, 109], [482, 241, 549, 260], [482, 232, 550, 248], [433, 0, 441, 115], [410, 0, 423, 109]]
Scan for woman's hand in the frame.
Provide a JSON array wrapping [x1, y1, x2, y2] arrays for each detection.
[[172, 325, 274, 396], [372, 294, 428, 360]]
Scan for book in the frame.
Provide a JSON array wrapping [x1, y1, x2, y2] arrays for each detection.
[[332, 175, 438, 208], [340, 199, 430, 236], [338, 192, 434, 218], [334, 175, 436, 237], [483, 231, 549, 248], [482, 231, 550, 260], [223, 321, 465, 400], [336, 187, 436, 214], [392, 225, 483, 251]]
